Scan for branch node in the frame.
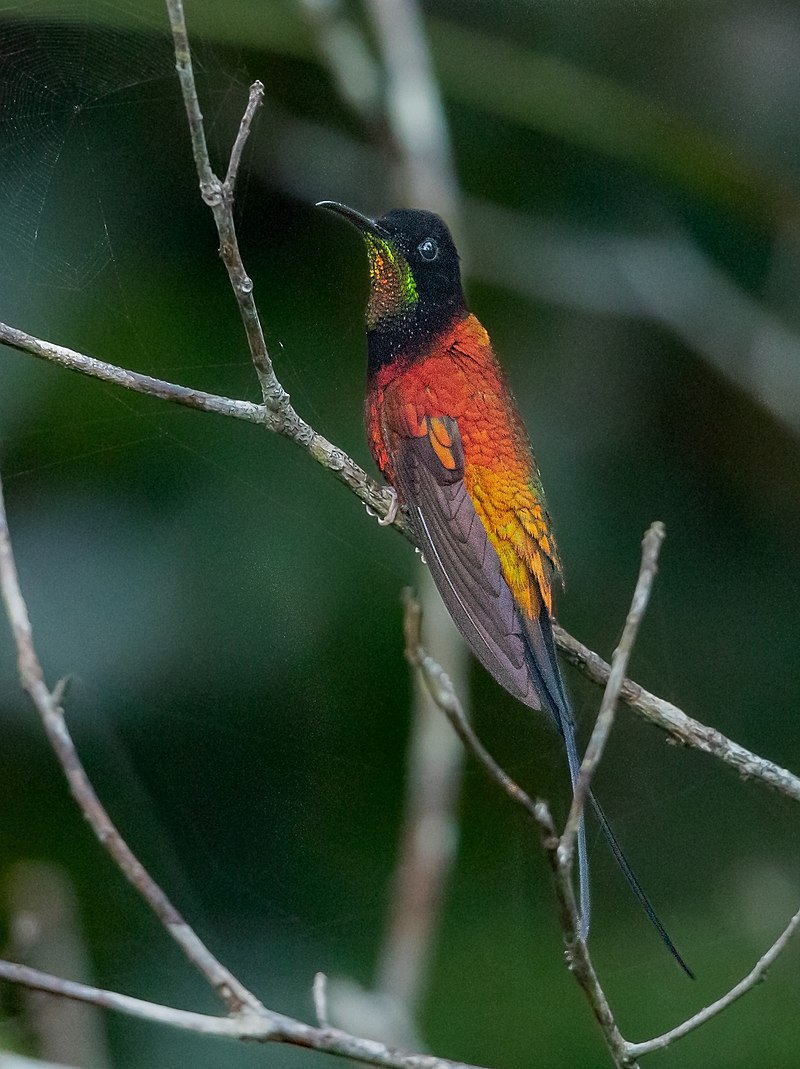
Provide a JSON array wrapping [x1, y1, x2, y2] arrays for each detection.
[[200, 178, 223, 207], [51, 676, 71, 706]]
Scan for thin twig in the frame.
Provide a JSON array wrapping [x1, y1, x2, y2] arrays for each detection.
[[225, 80, 264, 190], [625, 904, 800, 1057], [536, 803, 638, 1069], [561, 522, 665, 863], [164, 0, 282, 411], [0, 474, 264, 1016], [165, 0, 214, 197], [401, 592, 636, 1069], [0, 960, 264, 1038], [0, 961, 487, 1069]]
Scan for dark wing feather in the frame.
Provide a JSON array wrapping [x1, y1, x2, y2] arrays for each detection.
[[391, 415, 572, 727], [392, 418, 544, 713], [391, 415, 693, 973], [391, 414, 590, 931]]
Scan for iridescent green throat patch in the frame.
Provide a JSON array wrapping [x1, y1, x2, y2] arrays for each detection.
[[363, 233, 418, 329]]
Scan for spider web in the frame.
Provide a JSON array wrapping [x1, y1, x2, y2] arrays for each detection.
[[0, 0, 258, 474], [0, 2, 184, 295]]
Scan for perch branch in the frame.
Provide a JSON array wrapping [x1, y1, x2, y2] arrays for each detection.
[[0, 320, 406, 536], [0, 961, 488, 1069], [225, 80, 265, 190], [2, 314, 798, 803]]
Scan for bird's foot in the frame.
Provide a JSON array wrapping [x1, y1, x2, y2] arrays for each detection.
[[373, 488, 399, 526]]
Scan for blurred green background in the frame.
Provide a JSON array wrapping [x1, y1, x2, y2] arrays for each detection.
[[1, 1, 800, 1066]]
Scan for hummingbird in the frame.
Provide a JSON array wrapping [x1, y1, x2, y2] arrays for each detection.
[[317, 200, 691, 976]]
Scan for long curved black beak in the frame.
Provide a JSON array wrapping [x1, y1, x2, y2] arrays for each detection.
[[316, 201, 392, 240]]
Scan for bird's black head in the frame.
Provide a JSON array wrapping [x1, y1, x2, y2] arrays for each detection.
[[374, 208, 464, 318], [317, 202, 467, 367]]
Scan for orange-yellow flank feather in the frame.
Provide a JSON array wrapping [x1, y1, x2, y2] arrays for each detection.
[[367, 312, 561, 620]]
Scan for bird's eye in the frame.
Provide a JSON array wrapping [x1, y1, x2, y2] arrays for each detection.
[[418, 238, 439, 261]]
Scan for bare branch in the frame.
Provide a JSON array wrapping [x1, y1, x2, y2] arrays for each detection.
[[561, 522, 665, 863], [0, 960, 264, 1038], [626, 904, 800, 1058], [0, 320, 266, 424], [0, 473, 264, 1015], [3, 312, 797, 807], [165, 0, 215, 197], [0, 961, 491, 1069], [0, 320, 407, 536], [535, 804, 639, 1069], [553, 624, 800, 803]]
